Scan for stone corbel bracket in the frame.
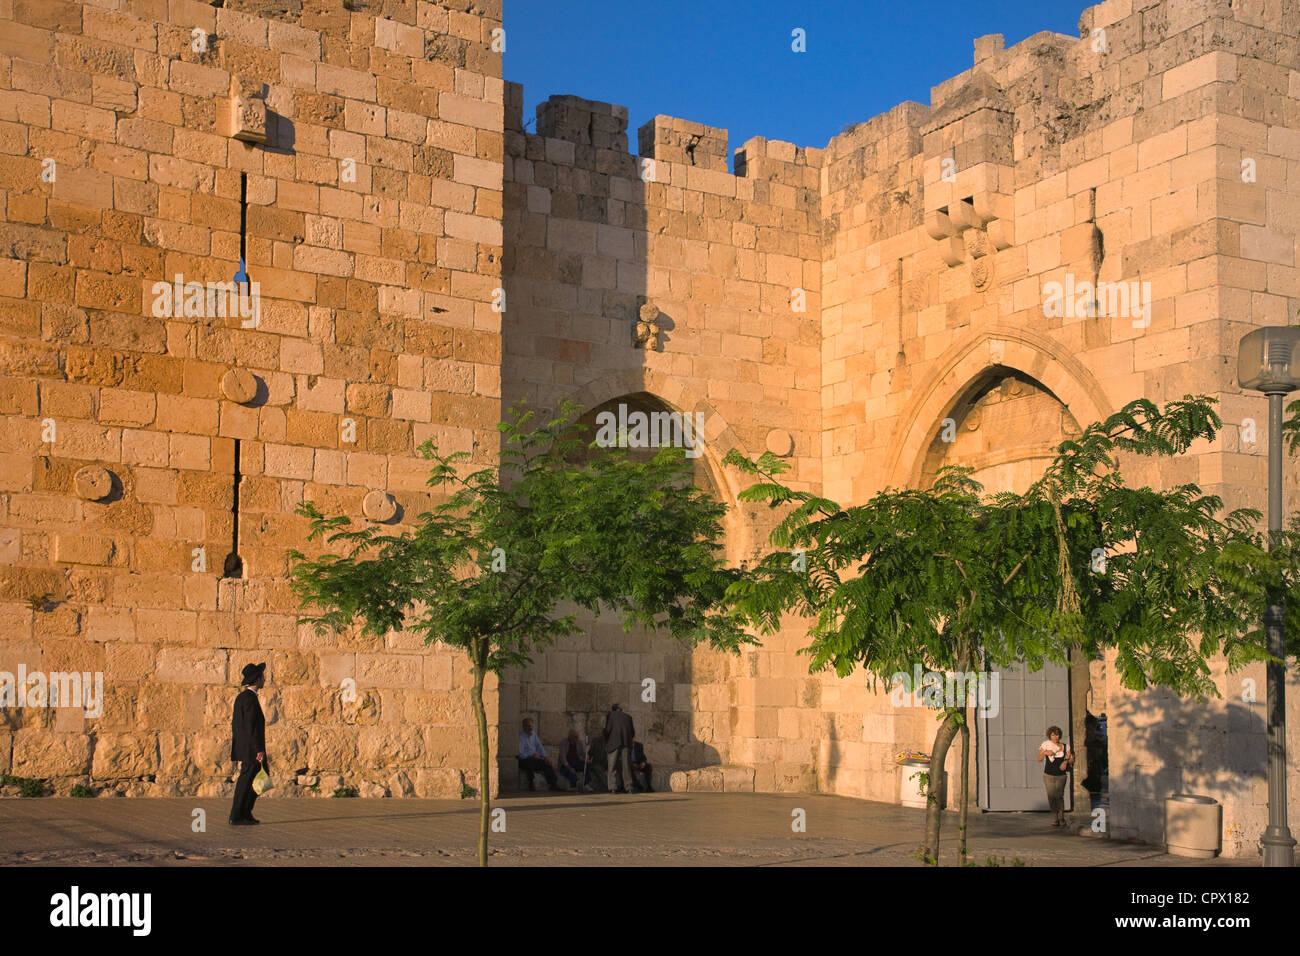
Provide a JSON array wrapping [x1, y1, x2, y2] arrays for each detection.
[[230, 76, 268, 144], [927, 191, 1012, 273]]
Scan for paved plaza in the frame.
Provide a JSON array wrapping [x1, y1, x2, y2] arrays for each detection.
[[0, 792, 1252, 867]]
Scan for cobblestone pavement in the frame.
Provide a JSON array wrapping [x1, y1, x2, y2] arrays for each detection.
[[0, 792, 1252, 866]]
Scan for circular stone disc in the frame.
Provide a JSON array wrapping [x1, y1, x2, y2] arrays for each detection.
[[362, 490, 396, 522], [765, 429, 794, 457], [221, 368, 258, 404], [74, 465, 112, 501]]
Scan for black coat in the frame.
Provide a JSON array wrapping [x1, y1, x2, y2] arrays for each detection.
[[230, 688, 268, 769], [603, 709, 634, 752]]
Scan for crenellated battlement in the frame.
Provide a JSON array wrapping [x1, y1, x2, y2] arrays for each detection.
[[638, 115, 728, 172], [507, 86, 820, 187]]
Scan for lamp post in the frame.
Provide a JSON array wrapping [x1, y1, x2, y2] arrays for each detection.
[[1237, 325, 1300, 867]]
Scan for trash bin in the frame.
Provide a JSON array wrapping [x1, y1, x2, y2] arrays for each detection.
[[1165, 794, 1221, 858], [897, 757, 946, 809]]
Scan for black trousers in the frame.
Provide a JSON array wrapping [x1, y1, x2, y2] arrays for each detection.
[[230, 760, 260, 821], [631, 762, 653, 791], [518, 756, 557, 788]]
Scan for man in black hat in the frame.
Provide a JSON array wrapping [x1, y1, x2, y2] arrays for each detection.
[[229, 662, 268, 825]]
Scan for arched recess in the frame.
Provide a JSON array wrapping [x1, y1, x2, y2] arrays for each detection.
[[563, 369, 755, 565], [884, 327, 1114, 490]]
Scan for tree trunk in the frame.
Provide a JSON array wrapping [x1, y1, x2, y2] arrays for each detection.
[[470, 639, 490, 868], [958, 713, 971, 866], [923, 709, 963, 865]]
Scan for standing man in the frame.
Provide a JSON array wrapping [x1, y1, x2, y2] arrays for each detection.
[[230, 662, 268, 826], [517, 717, 561, 791], [603, 703, 635, 794]]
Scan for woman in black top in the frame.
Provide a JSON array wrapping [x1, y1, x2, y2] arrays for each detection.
[[1036, 726, 1074, 827]]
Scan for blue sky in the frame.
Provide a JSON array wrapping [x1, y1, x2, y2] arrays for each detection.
[[505, 1, 1091, 169]]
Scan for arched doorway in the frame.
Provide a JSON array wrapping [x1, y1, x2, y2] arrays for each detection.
[[497, 391, 729, 792], [919, 367, 1092, 813]]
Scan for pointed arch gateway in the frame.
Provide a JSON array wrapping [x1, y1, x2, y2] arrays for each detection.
[[884, 326, 1114, 492], [495, 372, 755, 793], [881, 327, 1114, 811], [564, 369, 756, 565]]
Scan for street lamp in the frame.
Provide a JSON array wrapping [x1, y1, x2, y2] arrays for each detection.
[[1237, 325, 1300, 867]]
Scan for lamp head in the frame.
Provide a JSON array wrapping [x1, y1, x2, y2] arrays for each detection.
[[1238, 326, 1300, 395]]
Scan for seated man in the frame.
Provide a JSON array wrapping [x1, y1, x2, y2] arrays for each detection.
[[517, 718, 561, 791], [557, 728, 593, 792], [629, 736, 653, 793]]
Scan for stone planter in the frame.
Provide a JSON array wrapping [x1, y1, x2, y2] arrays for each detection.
[[1165, 794, 1221, 858]]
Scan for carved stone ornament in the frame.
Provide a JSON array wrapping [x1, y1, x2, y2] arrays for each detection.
[[634, 301, 661, 350], [221, 368, 259, 404], [765, 429, 794, 457], [362, 490, 397, 522], [74, 466, 113, 501]]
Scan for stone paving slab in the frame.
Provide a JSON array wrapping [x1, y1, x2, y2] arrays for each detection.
[[0, 793, 1253, 866]]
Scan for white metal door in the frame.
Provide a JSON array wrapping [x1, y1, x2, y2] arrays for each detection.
[[977, 660, 1072, 811]]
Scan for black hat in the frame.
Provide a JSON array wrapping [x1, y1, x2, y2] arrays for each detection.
[[241, 662, 266, 686]]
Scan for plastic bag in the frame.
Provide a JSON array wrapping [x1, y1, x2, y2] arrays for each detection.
[[252, 762, 272, 795]]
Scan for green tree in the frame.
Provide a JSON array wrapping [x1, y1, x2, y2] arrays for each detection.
[[725, 395, 1299, 864], [287, 402, 751, 866]]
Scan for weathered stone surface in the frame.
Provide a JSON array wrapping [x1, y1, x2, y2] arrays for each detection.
[[12, 730, 92, 777], [73, 465, 113, 501], [91, 733, 160, 779], [3, 0, 1297, 862], [414, 768, 465, 798]]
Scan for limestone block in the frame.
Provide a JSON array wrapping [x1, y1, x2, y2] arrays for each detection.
[[415, 768, 465, 798], [948, 200, 980, 232], [73, 465, 113, 501], [720, 766, 756, 792], [360, 781, 389, 798], [357, 653, 422, 688], [154, 649, 226, 684], [972, 192, 1012, 224], [92, 733, 160, 779], [158, 733, 201, 779], [387, 770, 415, 797], [685, 767, 723, 791], [12, 730, 91, 777], [986, 218, 1013, 250], [924, 209, 954, 240], [938, 235, 965, 267], [307, 726, 357, 772], [358, 726, 423, 767]]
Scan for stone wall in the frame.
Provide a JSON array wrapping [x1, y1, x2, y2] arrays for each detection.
[[0, 0, 505, 798], [3, 0, 1298, 860], [812, 0, 1300, 851], [498, 0, 1300, 856], [498, 89, 824, 787]]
